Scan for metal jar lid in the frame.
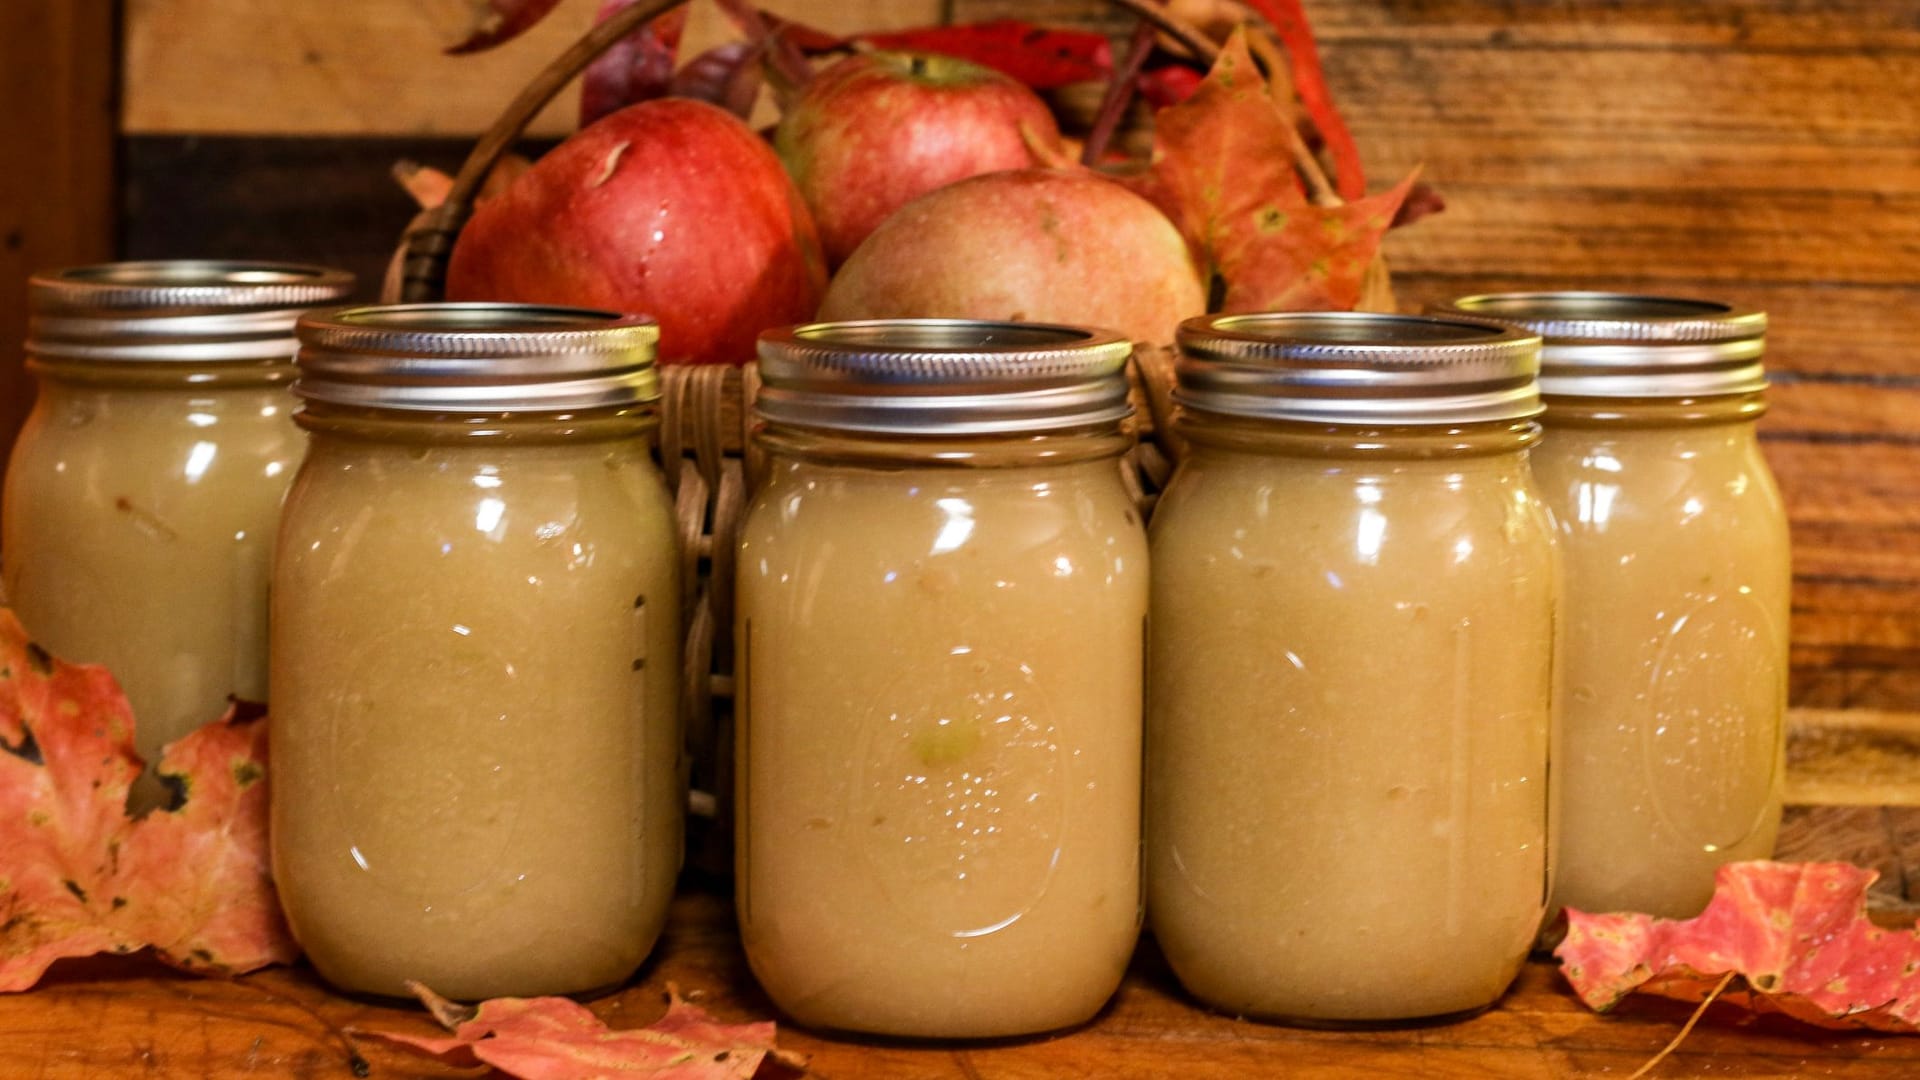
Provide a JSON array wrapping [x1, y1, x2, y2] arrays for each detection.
[[28, 260, 356, 363], [1429, 292, 1767, 399], [754, 319, 1134, 435], [295, 303, 660, 413], [1174, 311, 1543, 425]]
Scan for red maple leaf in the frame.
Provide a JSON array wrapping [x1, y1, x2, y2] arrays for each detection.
[[0, 610, 294, 991], [1556, 860, 1920, 1033], [1122, 28, 1416, 313], [856, 20, 1113, 89], [361, 981, 809, 1079]]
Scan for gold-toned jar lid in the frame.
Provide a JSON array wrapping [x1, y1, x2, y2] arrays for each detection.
[[28, 260, 356, 363], [296, 303, 660, 413], [1428, 292, 1767, 399], [755, 319, 1134, 435], [1174, 311, 1542, 425]]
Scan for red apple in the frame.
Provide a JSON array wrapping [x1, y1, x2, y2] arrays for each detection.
[[777, 51, 1064, 267], [448, 97, 826, 365], [819, 168, 1208, 345]]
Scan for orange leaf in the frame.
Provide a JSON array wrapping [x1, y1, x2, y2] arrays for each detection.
[[1556, 860, 1920, 1033], [361, 981, 809, 1079], [1124, 28, 1416, 313], [0, 610, 294, 990]]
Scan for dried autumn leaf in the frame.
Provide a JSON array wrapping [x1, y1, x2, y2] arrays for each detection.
[[1556, 860, 1920, 1033], [857, 20, 1113, 90], [444, 0, 569, 55], [361, 981, 809, 1079], [1238, 0, 1366, 199], [581, 1, 689, 126], [1125, 28, 1416, 313], [0, 611, 294, 991]]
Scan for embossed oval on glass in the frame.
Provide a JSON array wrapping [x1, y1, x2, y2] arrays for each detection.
[[270, 303, 681, 1000], [2, 260, 354, 812], [737, 319, 1146, 1038], [1434, 292, 1789, 920], [1149, 312, 1556, 1025]]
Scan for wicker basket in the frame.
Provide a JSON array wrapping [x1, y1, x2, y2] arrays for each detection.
[[380, 0, 1269, 870]]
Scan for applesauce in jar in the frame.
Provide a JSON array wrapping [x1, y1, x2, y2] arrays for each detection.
[[1148, 312, 1556, 1024], [3, 261, 354, 810], [272, 304, 681, 1000], [1435, 293, 1789, 920], [737, 320, 1146, 1038]]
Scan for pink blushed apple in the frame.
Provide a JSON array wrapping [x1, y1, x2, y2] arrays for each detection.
[[778, 51, 1065, 267], [819, 168, 1207, 346], [448, 97, 826, 365]]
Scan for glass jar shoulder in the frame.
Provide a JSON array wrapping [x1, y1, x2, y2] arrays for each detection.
[[1530, 420, 1787, 551], [279, 433, 676, 590], [740, 457, 1148, 589], [8, 380, 304, 521], [1151, 442, 1557, 586]]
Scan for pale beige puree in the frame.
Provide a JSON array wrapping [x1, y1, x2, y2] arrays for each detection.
[[737, 320, 1144, 1038], [1147, 312, 1554, 1025], [1532, 407, 1788, 918], [5, 371, 295, 747], [739, 456, 1144, 1036], [3, 261, 352, 811], [271, 305, 679, 1001], [1149, 428, 1555, 1021], [1433, 292, 1789, 921]]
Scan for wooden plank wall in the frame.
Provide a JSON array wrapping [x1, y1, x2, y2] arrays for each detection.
[[110, 0, 1920, 716]]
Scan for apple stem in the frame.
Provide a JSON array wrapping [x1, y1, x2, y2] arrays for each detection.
[[910, 54, 928, 78], [1081, 18, 1158, 167]]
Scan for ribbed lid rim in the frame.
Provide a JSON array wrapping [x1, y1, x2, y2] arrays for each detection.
[[1174, 311, 1543, 425], [1430, 292, 1766, 344], [30, 260, 357, 314], [1427, 292, 1768, 400], [295, 302, 662, 412], [755, 318, 1134, 435]]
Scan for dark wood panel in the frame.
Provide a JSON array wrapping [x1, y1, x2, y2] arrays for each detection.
[[0, 1, 117, 463], [120, 135, 558, 302]]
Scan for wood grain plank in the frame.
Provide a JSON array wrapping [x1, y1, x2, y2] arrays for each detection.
[[1379, 187, 1920, 286], [1, 889, 1918, 1079], [0, 2, 116, 464], [954, 0, 1920, 51], [1786, 710, 1920, 808]]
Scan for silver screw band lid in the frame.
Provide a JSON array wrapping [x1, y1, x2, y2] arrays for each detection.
[[1174, 311, 1543, 425], [1429, 292, 1767, 399], [296, 303, 660, 413], [754, 319, 1134, 435], [28, 260, 356, 364]]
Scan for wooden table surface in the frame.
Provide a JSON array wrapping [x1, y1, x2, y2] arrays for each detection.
[[0, 880, 1914, 1080], [5, 710, 1919, 1080]]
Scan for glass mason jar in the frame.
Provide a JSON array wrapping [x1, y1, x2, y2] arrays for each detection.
[[271, 303, 682, 1000], [1148, 312, 1557, 1025], [1434, 293, 1790, 920], [3, 261, 354, 811], [737, 320, 1147, 1038]]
